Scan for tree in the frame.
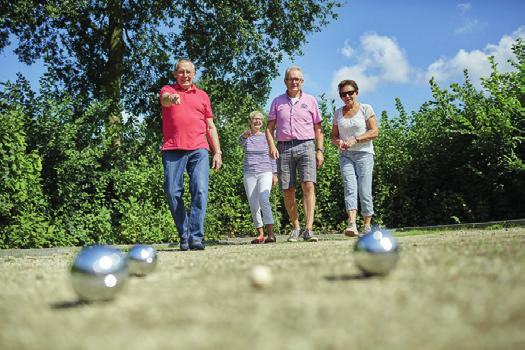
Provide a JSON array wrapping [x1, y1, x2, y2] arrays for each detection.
[[1, 1, 343, 246], [1, 0, 341, 135]]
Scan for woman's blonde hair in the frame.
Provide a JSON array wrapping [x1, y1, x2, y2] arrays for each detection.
[[249, 110, 265, 120], [250, 111, 264, 119]]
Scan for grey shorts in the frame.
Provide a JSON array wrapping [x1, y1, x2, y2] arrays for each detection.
[[277, 139, 316, 190]]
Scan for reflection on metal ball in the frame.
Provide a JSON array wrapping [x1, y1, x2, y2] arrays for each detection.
[[127, 245, 158, 277], [70, 245, 128, 302], [354, 227, 399, 275]]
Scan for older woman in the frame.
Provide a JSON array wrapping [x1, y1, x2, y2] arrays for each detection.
[[331, 80, 379, 237], [240, 111, 279, 244]]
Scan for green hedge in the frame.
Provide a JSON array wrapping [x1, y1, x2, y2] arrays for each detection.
[[1, 41, 524, 248]]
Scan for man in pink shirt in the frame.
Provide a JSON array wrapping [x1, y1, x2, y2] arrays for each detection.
[[266, 66, 325, 242], [160, 59, 222, 251]]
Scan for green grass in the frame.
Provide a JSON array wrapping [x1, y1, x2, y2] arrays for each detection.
[[1, 228, 524, 350]]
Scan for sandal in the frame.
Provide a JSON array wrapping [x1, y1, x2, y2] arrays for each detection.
[[251, 237, 265, 244], [264, 236, 276, 244]]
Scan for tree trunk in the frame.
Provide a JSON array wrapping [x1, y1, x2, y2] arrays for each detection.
[[104, 0, 125, 146]]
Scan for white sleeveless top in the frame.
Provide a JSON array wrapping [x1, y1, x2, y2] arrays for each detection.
[[332, 103, 375, 154]]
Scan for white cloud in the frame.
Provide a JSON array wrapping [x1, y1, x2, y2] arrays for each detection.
[[457, 3, 471, 13], [455, 3, 478, 35], [331, 33, 411, 98], [425, 26, 525, 86], [330, 26, 524, 102], [455, 18, 479, 34], [361, 34, 410, 83], [332, 65, 380, 92], [340, 39, 354, 58], [485, 26, 525, 69], [426, 49, 489, 82]]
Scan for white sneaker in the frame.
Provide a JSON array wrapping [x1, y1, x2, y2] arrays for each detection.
[[287, 228, 302, 242], [344, 222, 359, 237], [363, 224, 372, 234]]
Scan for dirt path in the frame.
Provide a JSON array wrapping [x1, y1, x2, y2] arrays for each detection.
[[1, 228, 524, 349]]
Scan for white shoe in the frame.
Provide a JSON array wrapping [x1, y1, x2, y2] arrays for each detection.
[[344, 222, 359, 237], [287, 228, 302, 242]]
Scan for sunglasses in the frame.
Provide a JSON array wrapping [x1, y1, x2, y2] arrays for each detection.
[[339, 90, 357, 98]]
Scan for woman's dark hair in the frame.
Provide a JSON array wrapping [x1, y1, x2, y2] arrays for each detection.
[[338, 80, 359, 92]]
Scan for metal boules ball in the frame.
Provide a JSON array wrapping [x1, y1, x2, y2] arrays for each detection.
[[127, 245, 158, 277], [70, 245, 128, 302], [354, 227, 399, 276]]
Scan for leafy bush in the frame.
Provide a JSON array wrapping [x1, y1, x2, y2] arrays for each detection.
[[0, 84, 57, 248], [0, 40, 523, 248], [374, 40, 524, 226]]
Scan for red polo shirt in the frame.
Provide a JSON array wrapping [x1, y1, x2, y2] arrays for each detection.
[[160, 84, 213, 151]]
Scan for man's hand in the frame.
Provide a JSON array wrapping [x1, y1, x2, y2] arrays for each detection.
[[169, 93, 181, 105], [316, 151, 324, 168], [212, 152, 222, 171]]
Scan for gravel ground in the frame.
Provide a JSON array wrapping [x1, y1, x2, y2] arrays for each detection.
[[0, 228, 524, 350]]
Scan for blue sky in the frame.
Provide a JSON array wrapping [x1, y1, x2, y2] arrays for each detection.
[[270, 0, 525, 117], [1, 1, 524, 118]]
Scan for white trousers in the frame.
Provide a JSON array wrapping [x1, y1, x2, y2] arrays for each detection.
[[243, 172, 274, 228]]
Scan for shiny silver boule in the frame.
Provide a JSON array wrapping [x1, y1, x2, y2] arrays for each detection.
[[70, 245, 128, 302], [354, 227, 399, 275], [127, 245, 158, 277]]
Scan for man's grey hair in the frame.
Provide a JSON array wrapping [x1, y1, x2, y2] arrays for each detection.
[[174, 59, 195, 72], [284, 66, 304, 80]]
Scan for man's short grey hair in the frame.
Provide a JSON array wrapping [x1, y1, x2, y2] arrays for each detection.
[[285, 66, 304, 80], [174, 59, 195, 72]]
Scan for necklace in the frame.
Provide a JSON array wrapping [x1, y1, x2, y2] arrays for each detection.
[[343, 102, 360, 117]]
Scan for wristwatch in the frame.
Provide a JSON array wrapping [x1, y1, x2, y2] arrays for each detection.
[[316, 147, 325, 153]]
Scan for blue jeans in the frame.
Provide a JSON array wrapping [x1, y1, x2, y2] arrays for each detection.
[[162, 149, 209, 245], [339, 151, 374, 216]]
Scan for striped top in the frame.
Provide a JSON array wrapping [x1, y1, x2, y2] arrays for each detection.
[[239, 132, 277, 174]]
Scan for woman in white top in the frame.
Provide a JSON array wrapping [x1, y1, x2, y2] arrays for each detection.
[[331, 80, 379, 237]]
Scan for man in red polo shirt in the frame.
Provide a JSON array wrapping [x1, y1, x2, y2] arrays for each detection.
[[160, 59, 222, 251]]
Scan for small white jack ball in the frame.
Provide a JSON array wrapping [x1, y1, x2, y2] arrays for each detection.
[[250, 265, 273, 289]]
